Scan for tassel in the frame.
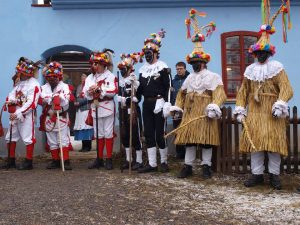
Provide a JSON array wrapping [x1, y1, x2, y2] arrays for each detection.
[[282, 11, 287, 43], [185, 18, 191, 39], [286, 0, 292, 30], [197, 11, 207, 17]]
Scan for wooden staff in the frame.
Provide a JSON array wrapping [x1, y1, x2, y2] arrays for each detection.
[[164, 115, 206, 138], [241, 119, 256, 150], [56, 110, 65, 172], [128, 79, 135, 175]]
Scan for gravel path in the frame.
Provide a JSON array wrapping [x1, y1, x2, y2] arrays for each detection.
[[0, 160, 299, 225]]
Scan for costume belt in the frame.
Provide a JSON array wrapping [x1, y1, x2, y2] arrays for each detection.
[[144, 96, 163, 101]]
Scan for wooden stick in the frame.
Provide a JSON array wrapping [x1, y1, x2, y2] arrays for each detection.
[[241, 119, 256, 150], [164, 115, 206, 138], [57, 111, 65, 172], [129, 80, 134, 175]]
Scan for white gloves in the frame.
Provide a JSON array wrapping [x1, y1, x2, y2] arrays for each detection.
[[117, 95, 138, 107], [163, 102, 172, 118], [117, 95, 126, 107], [205, 104, 222, 119], [153, 98, 165, 114], [272, 100, 288, 118], [236, 114, 245, 123], [233, 106, 247, 123], [169, 105, 183, 113]]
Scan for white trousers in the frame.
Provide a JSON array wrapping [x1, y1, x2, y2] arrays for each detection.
[[46, 125, 69, 150], [185, 146, 212, 166], [93, 114, 114, 139], [251, 151, 281, 175], [147, 147, 168, 167], [5, 113, 35, 145]]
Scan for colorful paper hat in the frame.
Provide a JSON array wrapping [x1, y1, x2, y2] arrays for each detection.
[[143, 29, 166, 53], [15, 57, 39, 77], [44, 61, 63, 80], [248, 0, 292, 56], [89, 51, 111, 66], [117, 52, 144, 71], [185, 9, 216, 64]]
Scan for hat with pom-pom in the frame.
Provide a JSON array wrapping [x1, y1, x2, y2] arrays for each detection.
[[248, 0, 292, 56], [185, 8, 216, 64], [143, 29, 166, 53], [118, 52, 144, 72], [44, 61, 63, 80]]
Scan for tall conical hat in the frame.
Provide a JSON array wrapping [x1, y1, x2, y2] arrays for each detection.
[[248, 0, 292, 56], [185, 8, 216, 64]]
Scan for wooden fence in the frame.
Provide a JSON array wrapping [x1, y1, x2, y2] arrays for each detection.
[[209, 106, 299, 174]]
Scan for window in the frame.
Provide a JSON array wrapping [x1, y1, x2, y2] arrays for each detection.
[[32, 0, 52, 7], [221, 31, 260, 99]]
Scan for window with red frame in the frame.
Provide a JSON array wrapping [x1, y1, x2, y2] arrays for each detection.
[[221, 31, 260, 99], [32, 0, 51, 7]]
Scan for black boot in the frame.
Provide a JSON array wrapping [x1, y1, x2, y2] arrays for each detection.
[[138, 164, 158, 173], [269, 173, 282, 190], [160, 162, 169, 173], [177, 164, 193, 178], [202, 164, 212, 179], [244, 174, 264, 187], [121, 161, 129, 170], [297, 187, 300, 193], [1, 158, 16, 169], [132, 162, 143, 171], [46, 160, 60, 169], [64, 160, 72, 170], [105, 158, 113, 170], [18, 159, 33, 170], [88, 158, 104, 169]]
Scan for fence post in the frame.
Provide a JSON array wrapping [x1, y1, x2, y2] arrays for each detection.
[[234, 115, 240, 173], [286, 108, 291, 173], [293, 106, 298, 173], [227, 107, 233, 174], [221, 107, 227, 174]]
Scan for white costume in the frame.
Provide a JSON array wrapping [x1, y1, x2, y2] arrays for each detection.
[[5, 77, 40, 145], [82, 69, 118, 138], [40, 81, 71, 150]]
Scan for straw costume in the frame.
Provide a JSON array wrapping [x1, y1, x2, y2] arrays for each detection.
[[167, 9, 226, 179], [233, 0, 293, 189]]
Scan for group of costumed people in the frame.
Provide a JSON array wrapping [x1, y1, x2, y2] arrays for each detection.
[[1, 0, 299, 192]]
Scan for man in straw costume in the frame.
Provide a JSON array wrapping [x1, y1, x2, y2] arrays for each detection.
[[137, 29, 172, 173], [165, 9, 226, 179], [1, 57, 41, 170], [233, 0, 293, 190], [83, 49, 118, 170], [117, 52, 144, 171], [39, 61, 73, 170]]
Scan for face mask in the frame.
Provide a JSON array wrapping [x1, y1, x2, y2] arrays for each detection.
[[145, 50, 154, 64], [120, 68, 128, 77], [255, 51, 270, 64], [192, 63, 202, 73], [47, 77, 59, 89]]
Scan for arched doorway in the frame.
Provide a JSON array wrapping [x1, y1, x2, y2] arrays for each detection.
[[41, 45, 92, 150]]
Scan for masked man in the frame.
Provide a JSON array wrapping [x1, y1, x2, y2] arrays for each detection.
[[233, 1, 293, 190], [117, 52, 144, 171], [39, 62, 72, 170], [83, 49, 118, 170], [137, 29, 172, 173], [166, 9, 226, 179], [2, 57, 40, 170]]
